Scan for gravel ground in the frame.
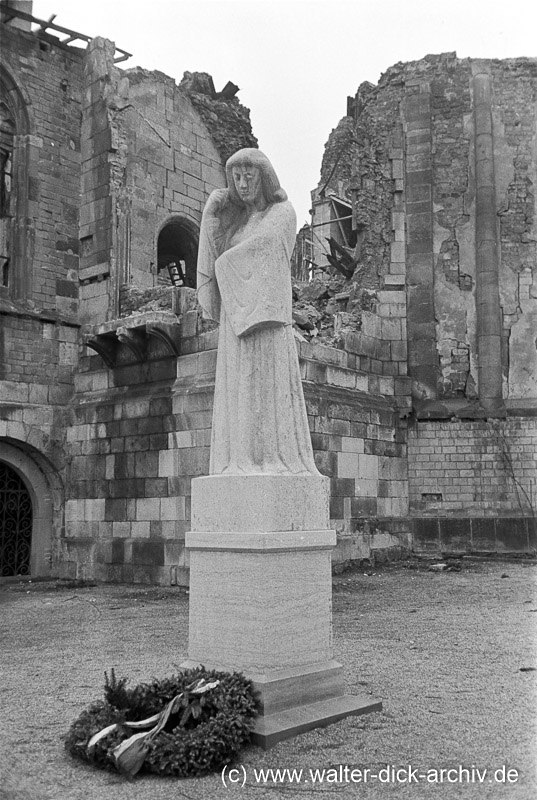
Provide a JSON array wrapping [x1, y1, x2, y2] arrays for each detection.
[[1, 556, 536, 800]]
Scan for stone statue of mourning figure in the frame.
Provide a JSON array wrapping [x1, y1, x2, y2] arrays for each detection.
[[197, 148, 319, 477], [187, 150, 378, 746]]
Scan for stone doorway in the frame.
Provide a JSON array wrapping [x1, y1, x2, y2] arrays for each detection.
[[0, 461, 32, 576]]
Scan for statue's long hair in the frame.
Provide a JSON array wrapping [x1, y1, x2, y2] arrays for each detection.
[[225, 148, 287, 205]]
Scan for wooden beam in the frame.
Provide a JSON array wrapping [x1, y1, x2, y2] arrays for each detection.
[[0, 1, 131, 62]]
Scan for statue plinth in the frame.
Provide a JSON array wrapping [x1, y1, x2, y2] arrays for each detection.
[[184, 473, 382, 748]]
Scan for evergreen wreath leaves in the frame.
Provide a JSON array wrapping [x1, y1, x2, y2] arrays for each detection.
[[65, 666, 258, 778]]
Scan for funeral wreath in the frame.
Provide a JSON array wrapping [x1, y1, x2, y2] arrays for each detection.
[[65, 666, 258, 779]]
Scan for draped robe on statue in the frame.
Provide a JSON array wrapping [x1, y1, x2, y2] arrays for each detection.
[[197, 193, 319, 476]]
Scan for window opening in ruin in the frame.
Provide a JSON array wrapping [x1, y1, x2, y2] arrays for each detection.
[[157, 220, 198, 289], [330, 197, 356, 249], [0, 149, 12, 217], [302, 195, 357, 280], [0, 102, 14, 288], [1, 257, 9, 287], [1, 65, 31, 300], [0, 462, 32, 577], [291, 226, 316, 281]]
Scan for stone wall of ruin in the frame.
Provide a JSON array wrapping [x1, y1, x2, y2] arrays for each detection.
[[316, 53, 537, 412], [63, 328, 411, 584], [0, 23, 84, 576], [310, 53, 537, 549], [79, 40, 255, 324]]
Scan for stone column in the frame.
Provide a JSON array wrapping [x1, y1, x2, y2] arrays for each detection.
[[472, 64, 505, 416], [184, 473, 381, 748]]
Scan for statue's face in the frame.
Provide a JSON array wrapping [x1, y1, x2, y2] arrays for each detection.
[[231, 165, 264, 207]]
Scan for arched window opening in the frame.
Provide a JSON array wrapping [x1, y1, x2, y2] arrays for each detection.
[[157, 220, 198, 289], [0, 462, 33, 577], [0, 101, 14, 288], [0, 65, 30, 299]]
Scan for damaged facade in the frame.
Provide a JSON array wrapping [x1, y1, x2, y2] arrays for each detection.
[[0, 1, 535, 586], [0, 3, 258, 582], [297, 51, 537, 552]]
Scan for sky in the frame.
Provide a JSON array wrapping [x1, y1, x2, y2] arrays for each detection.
[[30, 0, 537, 225]]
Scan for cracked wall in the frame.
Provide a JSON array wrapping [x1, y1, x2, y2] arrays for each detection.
[[309, 53, 537, 537], [311, 53, 537, 414], [493, 60, 537, 401], [431, 58, 475, 403]]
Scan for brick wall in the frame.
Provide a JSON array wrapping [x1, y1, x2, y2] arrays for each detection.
[[0, 316, 77, 395], [409, 418, 537, 552]]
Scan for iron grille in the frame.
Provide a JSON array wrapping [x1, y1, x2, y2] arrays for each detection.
[[0, 463, 32, 576]]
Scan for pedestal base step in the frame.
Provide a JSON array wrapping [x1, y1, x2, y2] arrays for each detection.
[[251, 693, 382, 749]]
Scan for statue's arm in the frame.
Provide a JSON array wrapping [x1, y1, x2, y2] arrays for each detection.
[[196, 189, 231, 323]]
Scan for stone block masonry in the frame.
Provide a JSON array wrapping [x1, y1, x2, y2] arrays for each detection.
[[320, 53, 536, 419], [311, 52, 536, 555], [4, 22, 536, 583], [1, 15, 259, 582], [78, 42, 256, 324], [1, 24, 83, 317], [409, 418, 537, 552], [1, 22, 85, 578], [65, 332, 411, 584]]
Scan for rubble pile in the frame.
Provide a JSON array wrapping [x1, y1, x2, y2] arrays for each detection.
[[292, 273, 377, 347], [119, 285, 177, 317], [180, 72, 258, 164], [119, 273, 377, 348]]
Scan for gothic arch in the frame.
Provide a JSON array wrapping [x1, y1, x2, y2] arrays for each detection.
[[0, 439, 63, 579], [0, 61, 31, 133], [0, 61, 33, 300]]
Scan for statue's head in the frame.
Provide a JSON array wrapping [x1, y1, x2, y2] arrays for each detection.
[[225, 148, 287, 206]]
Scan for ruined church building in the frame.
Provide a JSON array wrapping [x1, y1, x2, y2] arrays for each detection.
[[1, 1, 536, 583]]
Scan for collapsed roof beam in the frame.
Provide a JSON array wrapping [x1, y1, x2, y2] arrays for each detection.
[[0, 1, 131, 63]]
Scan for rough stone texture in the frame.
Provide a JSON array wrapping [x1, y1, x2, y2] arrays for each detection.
[[179, 71, 258, 163], [317, 116, 358, 205], [303, 52, 537, 553], [79, 44, 233, 324], [308, 52, 537, 413]]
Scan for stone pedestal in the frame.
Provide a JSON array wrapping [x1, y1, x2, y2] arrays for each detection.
[[184, 473, 381, 748]]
